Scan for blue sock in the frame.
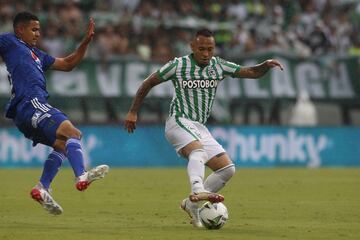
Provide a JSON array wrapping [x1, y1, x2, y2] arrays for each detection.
[[66, 138, 85, 177], [40, 151, 65, 189]]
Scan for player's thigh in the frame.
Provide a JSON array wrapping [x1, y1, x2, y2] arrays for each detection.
[[197, 124, 225, 160], [35, 111, 69, 147], [14, 98, 68, 147], [165, 116, 203, 156], [197, 124, 232, 169]]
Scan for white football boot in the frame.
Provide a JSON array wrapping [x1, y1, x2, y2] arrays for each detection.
[[30, 184, 63, 215], [76, 165, 109, 191], [180, 198, 203, 228]]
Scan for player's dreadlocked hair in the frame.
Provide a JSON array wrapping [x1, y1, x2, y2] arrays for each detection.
[[13, 11, 39, 29], [195, 28, 214, 38]]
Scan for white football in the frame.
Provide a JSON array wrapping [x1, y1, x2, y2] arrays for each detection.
[[199, 201, 228, 229]]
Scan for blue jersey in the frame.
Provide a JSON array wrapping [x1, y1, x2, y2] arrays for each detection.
[[0, 33, 55, 119]]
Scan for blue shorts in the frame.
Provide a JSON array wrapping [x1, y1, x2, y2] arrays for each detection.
[[14, 97, 69, 147]]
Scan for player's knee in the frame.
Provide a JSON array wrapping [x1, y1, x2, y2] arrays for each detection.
[[66, 128, 82, 140], [217, 164, 235, 182], [227, 164, 236, 179], [72, 129, 82, 139], [57, 121, 82, 140]]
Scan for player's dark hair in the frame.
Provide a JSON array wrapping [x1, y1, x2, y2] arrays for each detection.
[[13, 11, 39, 29], [195, 28, 214, 38]]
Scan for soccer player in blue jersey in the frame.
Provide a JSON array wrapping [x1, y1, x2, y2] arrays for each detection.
[[0, 12, 109, 215]]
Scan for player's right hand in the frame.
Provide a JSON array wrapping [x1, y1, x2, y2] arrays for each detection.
[[124, 112, 137, 133]]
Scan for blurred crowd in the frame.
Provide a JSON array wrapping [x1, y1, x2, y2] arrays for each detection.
[[0, 0, 359, 62]]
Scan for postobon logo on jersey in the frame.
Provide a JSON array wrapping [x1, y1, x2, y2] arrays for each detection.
[[182, 79, 218, 89]]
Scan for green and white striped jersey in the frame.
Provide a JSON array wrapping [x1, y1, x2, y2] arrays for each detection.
[[157, 54, 241, 124]]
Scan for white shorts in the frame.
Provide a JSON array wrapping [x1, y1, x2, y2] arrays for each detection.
[[165, 116, 225, 161]]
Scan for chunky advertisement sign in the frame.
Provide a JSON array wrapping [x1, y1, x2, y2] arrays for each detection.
[[0, 126, 359, 168]]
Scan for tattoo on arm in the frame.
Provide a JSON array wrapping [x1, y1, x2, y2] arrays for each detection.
[[129, 73, 161, 113], [129, 83, 152, 113], [248, 62, 269, 77], [236, 61, 270, 78]]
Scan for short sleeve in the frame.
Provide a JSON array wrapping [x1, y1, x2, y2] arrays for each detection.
[[157, 58, 178, 82], [36, 49, 55, 71], [217, 57, 241, 77], [42, 54, 55, 71]]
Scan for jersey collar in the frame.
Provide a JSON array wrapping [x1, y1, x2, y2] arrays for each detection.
[[16, 35, 34, 50]]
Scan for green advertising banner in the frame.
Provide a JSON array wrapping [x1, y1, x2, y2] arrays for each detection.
[[0, 54, 359, 101]]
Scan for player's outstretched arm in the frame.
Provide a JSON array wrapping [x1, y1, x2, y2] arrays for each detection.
[[124, 72, 162, 133], [51, 18, 95, 71], [234, 59, 283, 79]]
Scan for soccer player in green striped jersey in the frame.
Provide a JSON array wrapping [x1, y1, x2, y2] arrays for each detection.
[[124, 29, 283, 227]]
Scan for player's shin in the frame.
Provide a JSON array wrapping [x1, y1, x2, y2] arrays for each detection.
[[65, 138, 85, 177], [39, 150, 65, 189], [187, 149, 208, 193], [204, 164, 235, 193]]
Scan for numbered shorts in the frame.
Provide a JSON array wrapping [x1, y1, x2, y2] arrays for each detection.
[[14, 97, 68, 147], [165, 116, 225, 161]]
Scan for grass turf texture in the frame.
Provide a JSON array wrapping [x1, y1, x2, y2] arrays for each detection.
[[0, 168, 359, 240]]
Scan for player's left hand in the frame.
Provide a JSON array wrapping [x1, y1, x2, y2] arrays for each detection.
[[265, 59, 284, 70], [83, 18, 95, 44]]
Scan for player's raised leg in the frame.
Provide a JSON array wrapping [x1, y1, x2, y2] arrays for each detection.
[[203, 153, 235, 194], [76, 164, 109, 191], [55, 120, 109, 191], [182, 142, 225, 203], [187, 148, 224, 202]]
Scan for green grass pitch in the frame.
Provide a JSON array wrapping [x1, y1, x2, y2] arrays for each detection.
[[0, 168, 359, 240]]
